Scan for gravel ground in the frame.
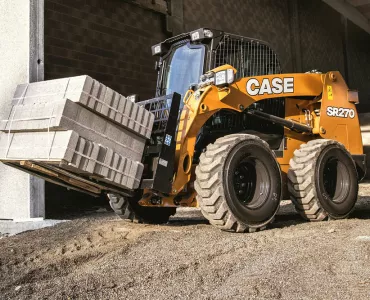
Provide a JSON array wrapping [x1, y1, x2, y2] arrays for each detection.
[[1, 185, 370, 300]]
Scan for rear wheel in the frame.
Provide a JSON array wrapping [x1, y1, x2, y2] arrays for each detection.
[[108, 193, 176, 224], [288, 139, 358, 221], [195, 134, 282, 233]]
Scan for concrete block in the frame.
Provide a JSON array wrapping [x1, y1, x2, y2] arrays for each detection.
[[80, 140, 93, 171], [70, 137, 86, 169], [140, 110, 150, 137], [147, 111, 155, 138], [121, 159, 132, 188], [85, 142, 100, 174], [11, 76, 154, 139], [13, 78, 70, 105], [127, 160, 143, 189], [94, 144, 107, 176], [87, 146, 143, 190], [101, 148, 114, 178], [0, 131, 79, 162], [122, 99, 133, 128], [1, 99, 146, 161], [115, 96, 125, 124], [128, 103, 139, 131], [86, 78, 101, 110], [134, 106, 144, 134], [108, 153, 120, 182], [64, 75, 94, 107], [114, 156, 126, 184], [109, 93, 120, 120], [100, 88, 114, 116], [97, 163, 142, 190], [0, 129, 143, 190]]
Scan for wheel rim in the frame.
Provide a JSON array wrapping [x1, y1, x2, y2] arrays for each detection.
[[322, 156, 350, 204], [232, 156, 270, 209]]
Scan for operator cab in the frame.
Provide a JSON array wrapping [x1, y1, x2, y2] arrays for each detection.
[[150, 28, 285, 157], [152, 28, 282, 97]]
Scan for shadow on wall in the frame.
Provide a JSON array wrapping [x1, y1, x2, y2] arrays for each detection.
[[360, 113, 370, 180], [45, 182, 110, 219]]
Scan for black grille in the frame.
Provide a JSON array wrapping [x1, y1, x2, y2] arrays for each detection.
[[211, 35, 285, 131], [213, 35, 282, 78], [138, 94, 173, 134]]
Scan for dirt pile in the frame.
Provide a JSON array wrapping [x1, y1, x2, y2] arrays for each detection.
[[1, 187, 370, 300]]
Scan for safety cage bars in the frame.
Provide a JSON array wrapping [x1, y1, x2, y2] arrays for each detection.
[[212, 35, 282, 78], [207, 35, 285, 137], [137, 94, 177, 134]]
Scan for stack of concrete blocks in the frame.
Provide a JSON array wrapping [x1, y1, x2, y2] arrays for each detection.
[[0, 76, 155, 190]]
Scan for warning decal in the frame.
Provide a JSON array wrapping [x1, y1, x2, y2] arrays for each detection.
[[327, 86, 334, 100]]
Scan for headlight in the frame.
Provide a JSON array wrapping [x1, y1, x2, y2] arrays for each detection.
[[215, 71, 226, 85], [203, 29, 213, 38], [214, 69, 235, 86], [151, 43, 168, 56], [190, 28, 214, 42], [198, 68, 235, 89], [191, 31, 200, 41], [151, 44, 162, 56], [226, 69, 235, 84]]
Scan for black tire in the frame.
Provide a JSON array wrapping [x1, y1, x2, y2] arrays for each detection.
[[195, 134, 282, 233], [108, 193, 176, 224], [288, 139, 358, 221]]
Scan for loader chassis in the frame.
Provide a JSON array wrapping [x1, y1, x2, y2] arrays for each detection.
[[136, 29, 364, 213], [165, 70, 363, 200]]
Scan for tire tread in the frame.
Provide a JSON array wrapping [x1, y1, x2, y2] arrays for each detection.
[[288, 139, 355, 221], [195, 134, 277, 233], [108, 193, 176, 224]]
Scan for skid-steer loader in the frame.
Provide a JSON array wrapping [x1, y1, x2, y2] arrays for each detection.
[[4, 28, 366, 233], [107, 28, 366, 232]]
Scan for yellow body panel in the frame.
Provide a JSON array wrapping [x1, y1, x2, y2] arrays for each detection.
[[140, 66, 363, 207]]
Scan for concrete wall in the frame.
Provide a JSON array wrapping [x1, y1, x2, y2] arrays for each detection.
[[347, 20, 370, 113], [174, 0, 370, 107], [0, 0, 44, 220], [359, 114, 370, 174], [297, 0, 346, 75], [44, 0, 167, 100], [180, 0, 350, 75], [182, 0, 294, 72]]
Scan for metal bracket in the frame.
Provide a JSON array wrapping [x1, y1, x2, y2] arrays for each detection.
[[140, 93, 181, 194]]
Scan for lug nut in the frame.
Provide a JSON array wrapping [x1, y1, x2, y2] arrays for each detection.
[[239, 175, 245, 180], [241, 183, 246, 188], [238, 190, 244, 195]]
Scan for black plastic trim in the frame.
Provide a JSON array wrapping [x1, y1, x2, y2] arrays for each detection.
[[352, 154, 366, 181], [140, 93, 181, 194]]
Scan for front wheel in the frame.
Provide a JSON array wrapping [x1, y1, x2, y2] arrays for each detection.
[[288, 139, 359, 221], [195, 134, 282, 233], [108, 193, 176, 224]]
